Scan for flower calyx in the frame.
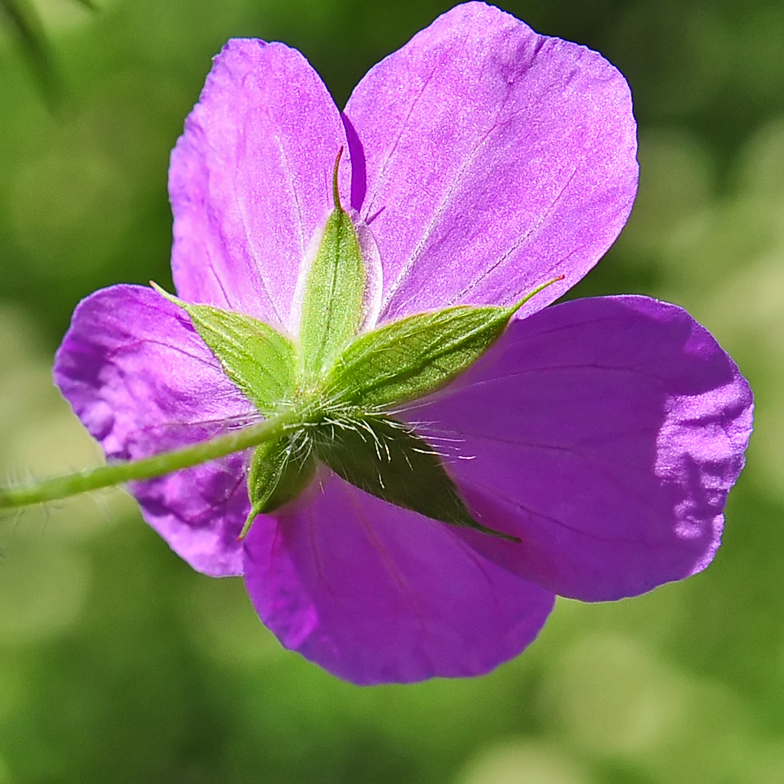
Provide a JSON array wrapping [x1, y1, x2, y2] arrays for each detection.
[[154, 158, 559, 540]]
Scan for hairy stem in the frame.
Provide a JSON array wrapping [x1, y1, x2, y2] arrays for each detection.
[[0, 411, 300, 510]]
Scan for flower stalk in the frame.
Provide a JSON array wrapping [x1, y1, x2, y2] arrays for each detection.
[[0, 410, 300, 510]]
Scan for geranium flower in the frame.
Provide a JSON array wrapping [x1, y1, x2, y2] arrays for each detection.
[[53, 2, 752, 684]]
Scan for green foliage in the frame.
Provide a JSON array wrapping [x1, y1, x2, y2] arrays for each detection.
[[0, 0, 97, 107], [0, 0, 60, 106]]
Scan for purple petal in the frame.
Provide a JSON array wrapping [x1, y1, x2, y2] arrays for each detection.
[[54, 285, 256, 576], [403, 296, 753, 601], [243, 473, 555, 684], [170, 38, 346, 333], [343, 2, 638, 322]]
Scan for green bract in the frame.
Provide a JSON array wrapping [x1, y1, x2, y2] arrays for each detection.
[[156, 166, 554, 541]]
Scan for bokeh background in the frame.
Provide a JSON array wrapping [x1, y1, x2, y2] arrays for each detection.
[[0, 0, 782, 781]]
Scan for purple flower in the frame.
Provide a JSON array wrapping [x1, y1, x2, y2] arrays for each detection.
[[53, 2, 752, 684]]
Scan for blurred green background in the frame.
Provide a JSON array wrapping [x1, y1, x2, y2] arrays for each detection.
[[0, 0, 782, 781]]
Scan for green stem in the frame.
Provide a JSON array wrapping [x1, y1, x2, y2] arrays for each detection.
[[0, 411, 299, 510]]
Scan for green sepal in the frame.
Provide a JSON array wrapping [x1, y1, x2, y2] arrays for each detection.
[[324, 305, 511, 408], [299, 207, 366, 381], [324, 277, 563, 408], [152, 284, 297, 415], [239, 435, 318, 538], [313, 413, 519, 542]]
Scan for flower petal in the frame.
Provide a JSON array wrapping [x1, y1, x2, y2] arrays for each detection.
[[243, 474, 554, 684], [404, 296, 753, 601], [343, 2, 637, 321], [54, 285, 256, 576], [170, 38, 346, 333]]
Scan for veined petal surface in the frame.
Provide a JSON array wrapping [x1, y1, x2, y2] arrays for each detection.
[[54, 285, 255, 576], [170, 38, 347, 333], [343, 2, 638, 322], [243, 474, 555, 684], [404, 296, 753, 601]]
